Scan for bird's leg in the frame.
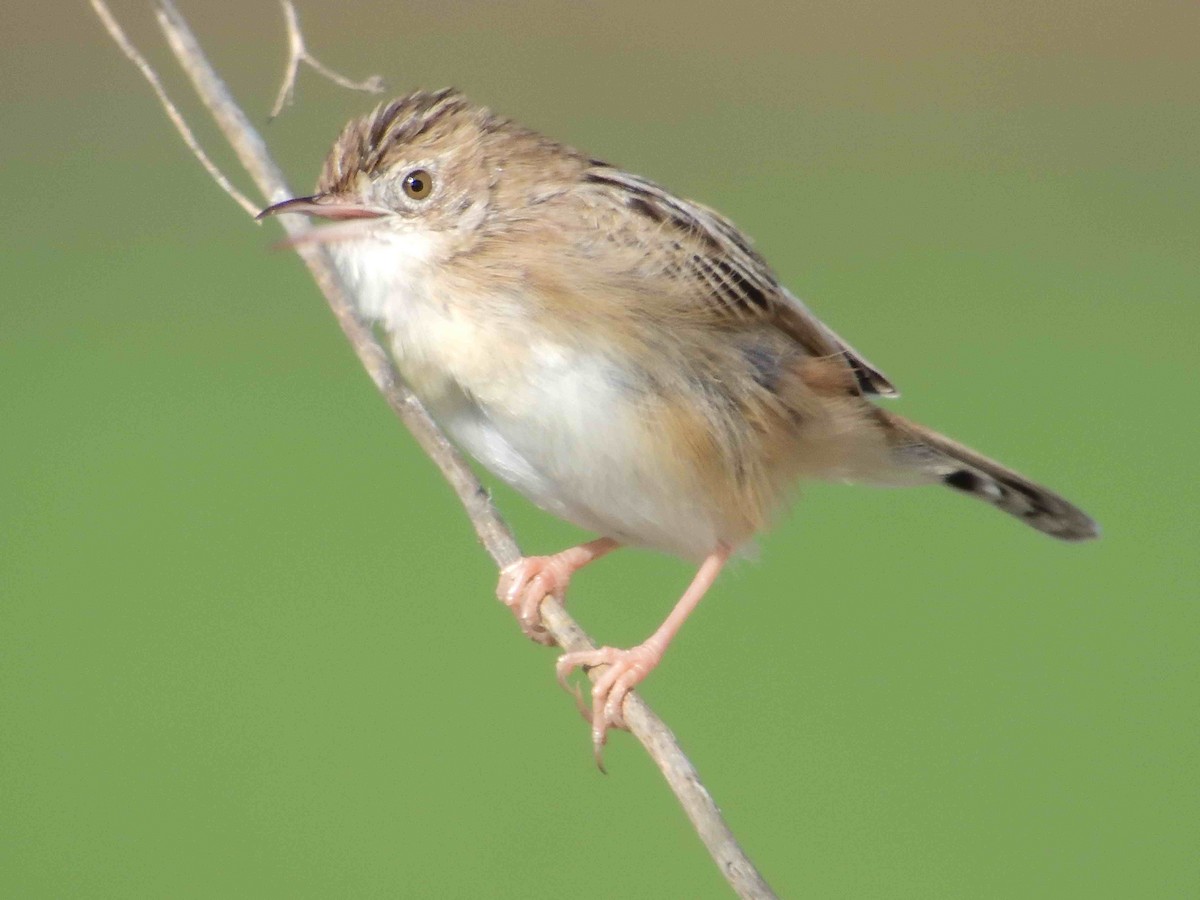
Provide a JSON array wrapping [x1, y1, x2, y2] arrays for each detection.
[[496, 537, 620, 645], [556, 545, 731, 768]]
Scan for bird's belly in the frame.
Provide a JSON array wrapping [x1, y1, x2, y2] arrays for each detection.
[[333, 239, 729, 559], [406, 338, 724, 561]]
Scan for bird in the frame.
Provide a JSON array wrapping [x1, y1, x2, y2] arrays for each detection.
[[259, 88, 1098, 760]]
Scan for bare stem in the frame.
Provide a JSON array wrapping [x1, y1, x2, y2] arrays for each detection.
[[269, 0, 385, 120], [91, 2, 777, 897]]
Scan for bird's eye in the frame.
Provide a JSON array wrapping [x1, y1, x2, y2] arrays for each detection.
[[402, 169, 433, 200]]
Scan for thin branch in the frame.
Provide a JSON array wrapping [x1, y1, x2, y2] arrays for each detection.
[[87, 0, 260, 218], [92, 2, 778, 897], [268, 0, 384, 120]]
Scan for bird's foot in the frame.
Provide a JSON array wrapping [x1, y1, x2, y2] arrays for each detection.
[[556, 642, 663, 770], [496, 555, 570, 645], [494, 540, 619, 643], [496, 539, 617, 645]]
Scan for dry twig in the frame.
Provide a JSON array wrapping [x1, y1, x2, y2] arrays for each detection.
[[269, 0, 385, 120], [90, 2, 777, 897]]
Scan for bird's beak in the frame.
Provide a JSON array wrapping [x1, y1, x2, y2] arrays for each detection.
[[257, 193, 387, 221]]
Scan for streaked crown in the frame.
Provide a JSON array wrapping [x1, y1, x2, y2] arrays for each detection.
[[317, 88, 588, 200]]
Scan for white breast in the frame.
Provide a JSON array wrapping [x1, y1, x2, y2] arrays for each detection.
[[331, 230, 440, 333], [331, 230, 480, 403], [331, 232, 723, 560]]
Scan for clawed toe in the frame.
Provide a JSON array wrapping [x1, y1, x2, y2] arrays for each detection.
[[497, 558, 560, 644], [556, 643, 662, 770], [494, 539, 619, 646]]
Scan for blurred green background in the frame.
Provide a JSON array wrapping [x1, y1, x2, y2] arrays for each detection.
[[2, 1, 1196, 897]]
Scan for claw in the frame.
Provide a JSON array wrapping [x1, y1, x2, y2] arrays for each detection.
[[548, 546, 731, 769], [494, 539, 619, 645], [555, 660, 592, 722], [496, 557, 562, 644], [556, 643, 663, 770]]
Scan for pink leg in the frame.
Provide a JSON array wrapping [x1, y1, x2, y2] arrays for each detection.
[[556, 545, 731, 767], [496, 538, 619, 645]]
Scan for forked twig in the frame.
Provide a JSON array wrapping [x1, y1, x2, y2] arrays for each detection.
[[269, 0, 384, 120], [90, 2, 777, 897]]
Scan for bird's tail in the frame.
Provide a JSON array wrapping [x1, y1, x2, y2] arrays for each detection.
[[878, 410, 1099, 541]]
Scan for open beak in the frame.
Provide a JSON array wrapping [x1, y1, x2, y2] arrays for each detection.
[[257, 193, 389, 249], [257, 193, 387, 221]]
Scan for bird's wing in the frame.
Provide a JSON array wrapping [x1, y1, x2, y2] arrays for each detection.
[[583, 167, 898, 398]]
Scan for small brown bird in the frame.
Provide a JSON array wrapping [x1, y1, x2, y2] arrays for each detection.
[[261, 89, 1098, 759]]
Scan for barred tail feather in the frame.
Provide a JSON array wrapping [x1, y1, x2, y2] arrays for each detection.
[[880, 411, 1100, 542]]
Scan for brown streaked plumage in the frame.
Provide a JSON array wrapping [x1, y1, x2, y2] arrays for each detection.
[[260, 89, 1098, 762]]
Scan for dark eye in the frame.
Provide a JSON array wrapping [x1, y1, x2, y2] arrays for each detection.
[[402, 169, 433, 200]]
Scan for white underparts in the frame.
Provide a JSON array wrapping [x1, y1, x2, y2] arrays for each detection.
[[330, 230, 725, 559]]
